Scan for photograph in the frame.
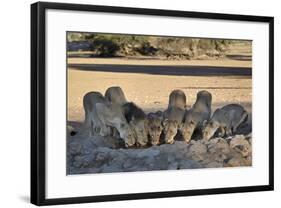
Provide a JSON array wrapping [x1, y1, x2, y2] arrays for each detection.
[[66, 32, 253, 175], [30, 2, 274, 205]]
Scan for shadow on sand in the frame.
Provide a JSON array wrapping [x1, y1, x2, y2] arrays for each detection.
[[68, 64, 252, 77], [226, 54, 252, 61], [179, 86, 252, 90]]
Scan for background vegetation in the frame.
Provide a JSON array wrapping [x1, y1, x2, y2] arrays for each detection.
[[67, 32, 249, 59]]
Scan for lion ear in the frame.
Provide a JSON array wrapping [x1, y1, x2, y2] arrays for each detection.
[[155, 110, 163, 118], [162, 118, 169, 127], [174, 120, 180, 128], [202, 120, 208, 127], [129, 117, 136, 125], [182, 113, 186, 123], [144, 119, 149, 129], [178, 122, 183, 129]]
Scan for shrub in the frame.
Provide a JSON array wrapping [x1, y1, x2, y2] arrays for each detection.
[[92, 36, 120, 57], [67, 32, 238, 59]]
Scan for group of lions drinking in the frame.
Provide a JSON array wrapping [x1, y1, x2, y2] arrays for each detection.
[[83, 86, 248, 148]]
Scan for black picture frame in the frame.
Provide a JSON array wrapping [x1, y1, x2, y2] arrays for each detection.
[[31, 1, 274, 206]]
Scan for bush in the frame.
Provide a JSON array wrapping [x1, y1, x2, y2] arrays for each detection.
[[67, 32, 238, 59], [67, 33, 95, 42], [92, 36, 120, 57]]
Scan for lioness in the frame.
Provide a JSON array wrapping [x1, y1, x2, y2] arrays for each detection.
[[181, 90, 212, 142], [168, 89, 187, 110], [83, 91, 109, 136], [147, 111, 163, 145], [162, 90, 186, 144], [202, 104, 248, 141], [122, 102, 148, 147], [105, 86, 127, 105], [163, 107, 185, 144], [96, 102, 136, 147]]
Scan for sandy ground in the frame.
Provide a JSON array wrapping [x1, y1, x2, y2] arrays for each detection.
[[67, 43, 252, 128], [68, 66, 251, 122]]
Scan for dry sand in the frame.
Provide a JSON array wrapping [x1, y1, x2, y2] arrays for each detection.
[[67, 58, 252, 124]]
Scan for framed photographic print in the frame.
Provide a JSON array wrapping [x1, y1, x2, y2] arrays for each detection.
[[31, 1, 274, 206]]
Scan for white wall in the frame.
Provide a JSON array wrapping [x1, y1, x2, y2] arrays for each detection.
[[0, 0, 279, 207]]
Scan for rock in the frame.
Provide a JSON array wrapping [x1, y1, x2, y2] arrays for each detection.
[[168, 162, 179, 170], [95, 152, 108, 161], [110, 156, 125, 168], [136, 149, 160, 158], [246, 155, 252, 166], [225, 156, 249, 167], [74, 155, 83, 162], [123, 160, 134, 169], [178, 160, 202, 169], [229, 135, 251, 157], [190, 153, 206, 162], [167, 154, 176, 163], [67, 125, 76, 137], [207, 138, 230, 154], [173, 141, 189, 150], [205, 161, 223, 168], [188, 141, 207, 155], [128, 166, 149, 172], [101, 164, 123, 173], [73, 161, 82, 168], [67, 132, 252, 174], [68, 142, 82, 155], [81, 148, 91, 155]]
